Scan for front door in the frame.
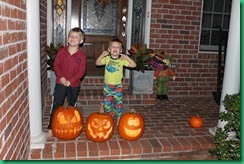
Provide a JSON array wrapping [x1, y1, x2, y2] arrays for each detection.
[[71, 0, 128, 76]]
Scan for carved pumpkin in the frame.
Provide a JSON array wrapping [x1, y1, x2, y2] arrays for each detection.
[[189, 115, 203, 128], [52, 106, 83, 140], [118, 109, 144, 141], [85, 105, 114, 142]]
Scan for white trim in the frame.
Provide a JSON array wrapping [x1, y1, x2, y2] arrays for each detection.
[[47, 0, 53, 45], [27, 0, 46, 149], [144, 0, 152, 46], [126, 0, 133, 52], [66, 0, 72, 38], [125, 0, 133, 78]]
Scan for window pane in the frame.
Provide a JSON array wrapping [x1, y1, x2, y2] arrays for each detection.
[[200, 30, 210, 45], [214, 0, 224, 12], [223, 15, 230, 29], [225, 0, 232, 13], [131, 0, 145, 45], [212, 14, 222, 28], [199, 0, 231, 52], [202, 13, 212, 28], [203, 0, 213, 11], [211, 30, 219, 45]]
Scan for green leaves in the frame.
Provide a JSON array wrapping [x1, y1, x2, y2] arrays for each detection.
[[128, 44, 154, 73], [45, 43, 63, 71], [209, 93, 240, 160]]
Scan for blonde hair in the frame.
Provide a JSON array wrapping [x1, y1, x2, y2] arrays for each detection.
[[69, 27, 85, 39]]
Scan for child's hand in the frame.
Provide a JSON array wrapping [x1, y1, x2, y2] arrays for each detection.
[[60, 77, 67, 85], [101, 51, 109, 57], [65, 80, 71, 86], [120, 54, 127, 60]]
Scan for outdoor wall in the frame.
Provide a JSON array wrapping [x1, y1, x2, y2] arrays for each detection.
[[150, 0, 217, 96], [0, 0, 30, 159]]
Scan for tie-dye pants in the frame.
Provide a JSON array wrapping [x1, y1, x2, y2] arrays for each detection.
[[103, 83, 123, 117]]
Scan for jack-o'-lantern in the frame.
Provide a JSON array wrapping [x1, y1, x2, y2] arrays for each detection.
[[52, 106, 83, 140], [85, 105, 114, 142], [118, 109, 144, 141]]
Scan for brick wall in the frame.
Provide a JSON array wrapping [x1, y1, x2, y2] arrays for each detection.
[[40, 0, 47, 107], [150, 0, 217, 96], [0, 0, 30, 159]]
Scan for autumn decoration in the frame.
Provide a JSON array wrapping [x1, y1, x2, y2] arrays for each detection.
[[189, 115, 203, 128], [85, 105, 114, 142], [52, 106, 83, 140], [118, 109, 144, 141]]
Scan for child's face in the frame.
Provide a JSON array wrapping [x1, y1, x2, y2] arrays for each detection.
[[68, 32, 84, 47], [108, 42, 122, 58]]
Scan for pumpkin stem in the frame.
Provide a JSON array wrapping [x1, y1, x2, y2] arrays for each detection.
[[130, 108, 136, 113], [99, 104, 105, 113]]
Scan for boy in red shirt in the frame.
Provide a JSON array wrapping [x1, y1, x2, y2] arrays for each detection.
[[47, 27, 86, 137]]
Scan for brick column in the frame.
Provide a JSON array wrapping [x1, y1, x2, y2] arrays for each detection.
[[209, 0, 240, 135], [27, 0, 46, 149]]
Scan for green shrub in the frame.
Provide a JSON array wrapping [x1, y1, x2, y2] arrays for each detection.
[[209, 93, 240, 160]]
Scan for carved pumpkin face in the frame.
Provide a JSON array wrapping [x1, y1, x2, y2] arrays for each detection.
[[118, 112, 144, 141], [190, 116, 203, 128], [85, 112, 114, 142], [52, 106, 83, 140]]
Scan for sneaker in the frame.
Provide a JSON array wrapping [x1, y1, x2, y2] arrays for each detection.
[[47, 129, 53, 137]]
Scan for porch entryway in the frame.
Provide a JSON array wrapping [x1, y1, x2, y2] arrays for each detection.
[[29, 77, 218, 160]]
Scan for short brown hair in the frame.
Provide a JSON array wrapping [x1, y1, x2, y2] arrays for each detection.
[[109, 38, 123, 49]]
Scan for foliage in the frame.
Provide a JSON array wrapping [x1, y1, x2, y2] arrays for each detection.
[[128, 44, 154, 72], [209, 93, 240, 160], [45, 43, 63, 71]]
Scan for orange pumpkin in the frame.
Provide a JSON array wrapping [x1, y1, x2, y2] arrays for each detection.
[[189, 115, 203, 128], [85, 105, 114, 142], [118, 109, 144, 141], [52, 106, 83, 140]]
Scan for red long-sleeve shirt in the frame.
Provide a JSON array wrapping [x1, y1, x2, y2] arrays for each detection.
[[54, 46, 87, 87]]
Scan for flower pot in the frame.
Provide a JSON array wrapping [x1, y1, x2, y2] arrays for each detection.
[[48, 70, 56, 95], [130, 70, 154, 94]]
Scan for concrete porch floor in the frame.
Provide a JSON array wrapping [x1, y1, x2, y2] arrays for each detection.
[[29, 95, 219, 160]]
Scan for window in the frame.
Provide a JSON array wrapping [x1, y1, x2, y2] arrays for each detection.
[[131, 0, 146, 45], [199, 0, 232, 52]]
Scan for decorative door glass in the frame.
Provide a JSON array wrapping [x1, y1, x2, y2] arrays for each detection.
[[53, 0, 67, 46], [131, 0, 145, 45], [81, 0, 118, 35]]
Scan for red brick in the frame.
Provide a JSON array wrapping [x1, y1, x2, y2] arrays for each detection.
[[87, 142, 98, 156], [54, 143, 64, 159], [66, 142, 76, 158], [42, 143, 53, 159], [119, 140, 131, 155], [77, 141, 87, 157], [97, 142, 109, 156], [139, 139, 152, 154]]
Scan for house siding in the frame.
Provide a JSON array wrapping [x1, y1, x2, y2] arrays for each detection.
[[150, 0, 217, 96]]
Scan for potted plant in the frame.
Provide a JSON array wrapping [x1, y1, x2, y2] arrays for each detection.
[[128, 44, 155, 94], [45, 43, 63, 94], [209, 93, 240, 160]]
